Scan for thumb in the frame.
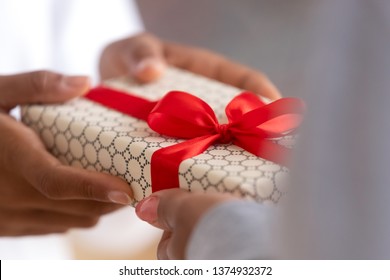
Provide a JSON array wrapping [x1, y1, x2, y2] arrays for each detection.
[[125, 33, 167, 83], [135, 189, 236, 230], [135, 189, 236, 260], [0, 70, 90, 111]]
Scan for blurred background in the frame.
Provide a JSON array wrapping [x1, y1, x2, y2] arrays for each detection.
[[137, 0, 313, 98], [69, 0, 314, 260]]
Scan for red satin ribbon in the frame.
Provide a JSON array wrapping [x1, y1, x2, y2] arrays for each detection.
[[85, 86, 305, 192]]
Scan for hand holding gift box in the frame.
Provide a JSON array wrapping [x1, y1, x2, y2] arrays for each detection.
[[0, 72, 133, 238], [22, 67, 304, 205], [0, 31, 288, 242]]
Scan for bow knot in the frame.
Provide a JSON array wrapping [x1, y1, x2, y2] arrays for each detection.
[[216, 124, 233, 144]]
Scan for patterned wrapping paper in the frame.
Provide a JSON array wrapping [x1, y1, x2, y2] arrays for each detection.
[[21, 67, 293, 205]]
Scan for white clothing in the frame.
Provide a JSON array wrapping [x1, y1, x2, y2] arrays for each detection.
[[187, 201, 271, 259], [0, 0, 142, 83], [187, 0, 390, 259]]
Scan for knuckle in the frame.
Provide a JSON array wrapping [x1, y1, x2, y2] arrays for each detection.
[[167, 196, 192, 227], [127, 32, 160, 55], [30, 70, 50, 94], [29, 71, 61, 97], [38, 165, 102, 201], [78, 179, 96, 199], [37, 169, 56, 198], [36, 166, 64, 199]]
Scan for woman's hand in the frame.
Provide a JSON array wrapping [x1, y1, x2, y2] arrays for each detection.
[[100, 32, 281, 100], [0, 71, 133, 236], [135, 189, 237, 259]]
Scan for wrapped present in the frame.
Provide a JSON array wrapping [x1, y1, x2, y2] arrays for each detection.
[[21, 67, 303, 205]]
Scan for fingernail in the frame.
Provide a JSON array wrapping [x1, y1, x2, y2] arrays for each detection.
[[107, 191, 132, 205], [134, 58, 166, 82], [62, 75, 90, 89], [135, 196, 159, 223]]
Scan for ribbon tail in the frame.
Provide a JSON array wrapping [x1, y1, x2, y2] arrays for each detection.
[[235, 138, 292, 167], [151, 135, 219, 192], [85, 86, 157, 121]]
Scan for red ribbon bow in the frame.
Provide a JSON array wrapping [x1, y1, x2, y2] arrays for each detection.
[[85, 87, 304, 192]]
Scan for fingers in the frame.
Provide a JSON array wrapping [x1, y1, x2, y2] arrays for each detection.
[[0, 115, 132, 204], [12, 194, 122, 217], [136, 189, 237, 259], [99, 32, 280, 100], [135, 189, 188, 230], [124, 33, 166, 82], [35, 200, 123, 217], [26, 163, 133, 204], [136, 190, 195, 259], [0, 207, 99, 236], [0, 70, 90, 111], [136, 189, 236, 230], [100, 33, 166, 82], [163, 41, 282, 100], [0, 167, 123, 217]]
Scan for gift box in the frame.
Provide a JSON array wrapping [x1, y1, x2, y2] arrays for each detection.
[[21, 67, 302, 205]]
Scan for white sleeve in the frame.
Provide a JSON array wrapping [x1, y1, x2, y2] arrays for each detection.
[[189, 0, 390, 260], [186, 201, 273, 259]]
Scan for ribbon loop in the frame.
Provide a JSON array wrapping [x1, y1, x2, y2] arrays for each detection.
[[148, 91, 218, 139]]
